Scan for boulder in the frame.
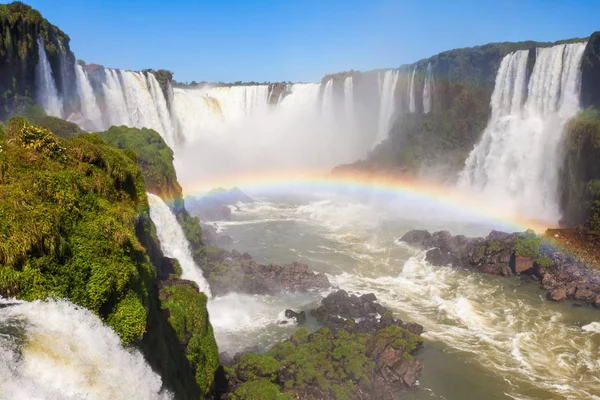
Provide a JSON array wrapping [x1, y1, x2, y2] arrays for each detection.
[[284, 309, 306, 324], [514, 256, 534, 274]]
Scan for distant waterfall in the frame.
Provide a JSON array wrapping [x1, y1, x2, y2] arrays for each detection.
[[73, 63, 103, 130], [344, 76, 354, 118], [147, 193, 212, 296], [35, 36, 63, 117], [321, 79, 334, 115], [408, 67, 417, 113], [459, 42, 586, 222], [423, 63, 434, 114], [0, 298, 170, 400], [374, 70, 400, 147]]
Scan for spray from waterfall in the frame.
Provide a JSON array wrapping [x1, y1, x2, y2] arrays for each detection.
[[35, 36, 63, 117], [0, 298, 171, 400], [147, 193, 212, 296], [344, 76, 354, 119], [458, 42, 586, 222], [321, 79, 334, 116]]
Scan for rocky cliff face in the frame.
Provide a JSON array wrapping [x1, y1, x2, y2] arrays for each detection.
[[0, 2, 76, 119], [580, 32, 600, 110]]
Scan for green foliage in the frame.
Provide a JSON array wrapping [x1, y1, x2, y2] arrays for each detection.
[[230, 380, 292, 400], [535, 256, 554, 269], [227, 323, 421, 399], [236, 353, 280, 382], [159, 283, 219, 396], [97, 126, 181, 200], [0, 117, 154, 344], [515, 234, 542, 259], [107, 291, 147, 344]]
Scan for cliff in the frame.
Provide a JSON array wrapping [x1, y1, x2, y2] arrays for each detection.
[[0, 118, 219, 398], [0, 2, 76, 119]]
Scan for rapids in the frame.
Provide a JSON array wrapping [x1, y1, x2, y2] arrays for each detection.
[[203, 191, 600, 400]]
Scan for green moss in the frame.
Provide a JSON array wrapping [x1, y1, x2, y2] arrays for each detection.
[[230, 379, 292, 400], [236, 353, 280, 382], [535, 256, 554, 269], [0, 117, 154, 344], [159, 283, 219, 396], [515, 233, 541, 258], [106, 291, 147, 344]]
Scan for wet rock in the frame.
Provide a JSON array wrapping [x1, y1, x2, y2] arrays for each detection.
[[401, 229, 600, 308], [548, 288, 567, 301], [284, 309, 306, 324], [514, 256, 534, 274]]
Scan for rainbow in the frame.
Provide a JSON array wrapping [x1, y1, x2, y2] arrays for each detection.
[[177, 169, 552, 233]]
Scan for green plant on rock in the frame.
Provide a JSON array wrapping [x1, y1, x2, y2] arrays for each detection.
[[515, 233, 541, 259], [230, 380, 292, 400], [0, 117, 154, 344], [159, 283, 219, 396]]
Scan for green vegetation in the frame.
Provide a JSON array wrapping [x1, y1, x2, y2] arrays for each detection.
[[227, 325, 422, 399], [535, 256, 554, 269], [560, 106, 600, 230], [0, 117, 154, 344], [231, 380, 293, 400], [159, 282, 219, 397], [515, 234, 542, 259]]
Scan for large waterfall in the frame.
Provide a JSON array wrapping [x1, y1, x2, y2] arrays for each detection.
[[344, 76, 354, 118], [0, 299, 170, 400], [73, 63, 103, 130], [459, 42, 586, 222], [147, 193, 212, 296], [374, 70, 400, 147], [35, 36, 63, 117]]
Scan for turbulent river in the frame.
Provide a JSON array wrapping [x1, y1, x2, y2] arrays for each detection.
[[205, 191, 600, 400]]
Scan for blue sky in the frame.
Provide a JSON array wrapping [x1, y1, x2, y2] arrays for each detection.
[[17, 0, 600, 83]]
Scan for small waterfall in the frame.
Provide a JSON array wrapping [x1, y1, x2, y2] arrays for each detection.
[[35, 36, 63, 117], [320, 79, 334, 116], [147, 193, 212, 296], [0, 298, 170, 400], [344, 76, 354, 118], [423, 63, 434, 114], [408, 67, 417, 113], [72, 63, 103, 131], [458, 42, 586, 222], [374, 70, 400, 147]]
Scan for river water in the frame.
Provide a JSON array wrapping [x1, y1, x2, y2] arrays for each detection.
[[205, 190, 600, 400]]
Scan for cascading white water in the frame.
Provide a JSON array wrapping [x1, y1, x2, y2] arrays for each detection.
[[72, 63, 103, 131], [147, 74, 176, 147], [147, 193, 212, 296], [35, 36, 63, 117], [0, 298, 171, 400], [459, 42, 586, 222], [423, 63, 434, 114], [120, 71, 166, 135], [101, 69, 131, 127], [408, 67, 417, 113], [344, 76, 354, 118], [320, 79, 334, 116], [373, 70, 400, 147]]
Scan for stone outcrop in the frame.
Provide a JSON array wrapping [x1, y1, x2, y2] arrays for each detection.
[[219, 290, 424, 399], [400, 229, 600, 307]]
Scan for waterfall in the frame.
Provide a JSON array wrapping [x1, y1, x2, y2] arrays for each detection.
[[72, 63, 103, 131], [344, 76, 354, 118], [120, 71, 165, 135], [147, 74, 176, 147], [35, 36, 63, 117], [458, 42, 586, 222], [423, 63, 434, 114], [0, 298, 171, 400], [102, 69, 131, 127], [147, 193, 212, 296], [374, 70, 400, 147], [321, 79, 334, 115], [408, 67, 417, 113]]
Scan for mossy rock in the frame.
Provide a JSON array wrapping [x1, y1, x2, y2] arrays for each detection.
[[159, 280, 219, 396]]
